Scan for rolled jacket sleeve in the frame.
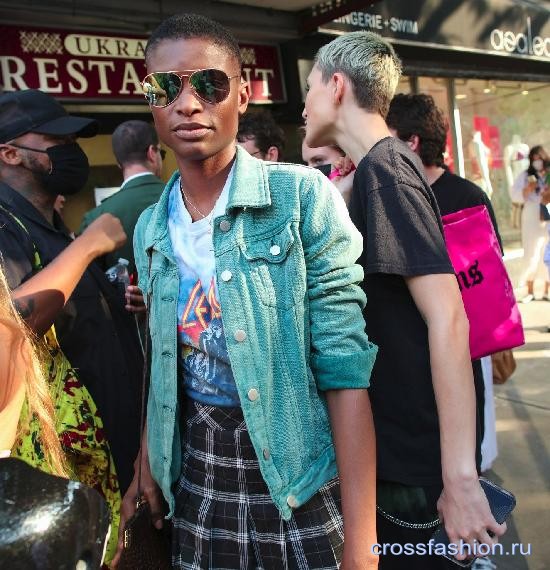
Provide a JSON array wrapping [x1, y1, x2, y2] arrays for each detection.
[[301, 171, 378, 391]]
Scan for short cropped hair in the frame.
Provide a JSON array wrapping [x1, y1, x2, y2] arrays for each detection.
[[145, 13, 242, 69], [112, 120, 159, 167], [315, 31, 402, 118], [386, 93, 447, 167], [237, 111, 285, 158]]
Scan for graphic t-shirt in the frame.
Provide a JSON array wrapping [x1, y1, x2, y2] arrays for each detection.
[[167, 166, 240, 407]]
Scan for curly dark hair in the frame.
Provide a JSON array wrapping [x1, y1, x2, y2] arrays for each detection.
[[237, 111, 285, 158], [386, 93, 448, 167]]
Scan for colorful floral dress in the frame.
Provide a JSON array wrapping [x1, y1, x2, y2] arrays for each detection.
[[12, 327, 121, 563]]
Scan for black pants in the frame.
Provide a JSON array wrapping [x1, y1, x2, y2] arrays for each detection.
[[377, 482, 457, 570]]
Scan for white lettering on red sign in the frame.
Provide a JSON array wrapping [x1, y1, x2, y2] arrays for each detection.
[[64, 34, 146, 59], [0, 56, 144, 96], [0, 28, 285, 103]]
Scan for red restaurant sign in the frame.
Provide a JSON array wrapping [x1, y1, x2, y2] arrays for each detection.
[[0, 26, 286, 104]]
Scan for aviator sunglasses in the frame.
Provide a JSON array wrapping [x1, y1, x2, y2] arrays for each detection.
[[141, 69, 241, 108]]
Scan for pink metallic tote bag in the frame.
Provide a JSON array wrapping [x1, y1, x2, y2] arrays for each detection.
[[442, 205, 524, 360]]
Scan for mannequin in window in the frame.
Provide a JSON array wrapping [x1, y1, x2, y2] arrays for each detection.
[[504, 134, 530, 229], [472, 131, 494, 198]]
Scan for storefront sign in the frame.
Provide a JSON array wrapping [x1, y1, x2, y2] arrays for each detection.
[[0, 26, 286, 103], [239, 43, 286, 104], [320, 0, 550, 61]]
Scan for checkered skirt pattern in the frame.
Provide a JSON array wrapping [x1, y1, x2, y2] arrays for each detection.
[[172, 400, 344, 569]]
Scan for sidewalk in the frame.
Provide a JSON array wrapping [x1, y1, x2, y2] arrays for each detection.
[[485, 297, 550, 569]]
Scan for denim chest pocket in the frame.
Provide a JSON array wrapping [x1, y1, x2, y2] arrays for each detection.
[[240, 222, 303, 309]]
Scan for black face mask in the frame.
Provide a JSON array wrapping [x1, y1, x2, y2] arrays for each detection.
[[12, 142, 90, 196]]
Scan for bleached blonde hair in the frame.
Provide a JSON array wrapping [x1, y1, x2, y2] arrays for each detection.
[[315, 31, 402, 118], [0, 265, 67, 476]]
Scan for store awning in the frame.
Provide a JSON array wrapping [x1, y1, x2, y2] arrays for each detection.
[[0, 0, 381, 41], [319, 0, 550, 63], [220, 0, 381, 34]]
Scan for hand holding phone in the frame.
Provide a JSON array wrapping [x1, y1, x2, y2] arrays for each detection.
[[431, 478, 516, 567]]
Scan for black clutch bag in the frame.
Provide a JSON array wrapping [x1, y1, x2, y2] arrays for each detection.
[[431, 477, 516, 567], [117, 499, 171, 570], [117, 258, 172, 570]]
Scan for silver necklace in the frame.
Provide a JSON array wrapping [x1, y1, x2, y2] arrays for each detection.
[[179, 181, 215, 230]]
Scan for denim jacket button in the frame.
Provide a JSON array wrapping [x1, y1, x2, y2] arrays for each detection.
[[221, 270, 232, 282], [234, 329, 247, 342], [287, 495, 298, 508], [219, 220, 231, 232], [263, 448, 270, 460], [269, 244, 281, 256], [247, 388, 259, 401]]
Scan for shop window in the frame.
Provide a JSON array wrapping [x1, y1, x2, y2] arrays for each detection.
[[417, 77, 450, 117], [454, 79, 550, 238], [395, 76, 413, 95]]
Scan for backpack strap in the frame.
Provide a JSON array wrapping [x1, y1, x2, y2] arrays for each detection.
[[0, 204, 43, 272]]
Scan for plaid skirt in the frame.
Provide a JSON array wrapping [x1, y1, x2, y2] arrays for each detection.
[[172, 400, 344, 570]]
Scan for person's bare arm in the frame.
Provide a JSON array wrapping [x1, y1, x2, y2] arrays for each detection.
[[522, 178, 537, 200], [12, 213, 126, 336], [326, 389, 378, 569], [405, 273, 506, 560], [110, 425, 164, 568]]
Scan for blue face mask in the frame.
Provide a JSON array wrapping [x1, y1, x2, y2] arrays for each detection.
[[12, 142, 90, 196]]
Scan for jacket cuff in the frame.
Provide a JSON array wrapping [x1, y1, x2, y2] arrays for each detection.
[[313, 343, 378, 391]]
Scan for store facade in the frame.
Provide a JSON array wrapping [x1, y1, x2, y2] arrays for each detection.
[[1, 0, 549, 238], [284, 0, 550, 241], [0, 18, 289, 230]]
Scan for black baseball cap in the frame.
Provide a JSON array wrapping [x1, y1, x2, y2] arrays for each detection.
[[0, 89, 98, 144]]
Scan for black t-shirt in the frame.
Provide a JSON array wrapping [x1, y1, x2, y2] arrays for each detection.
[[0, 183, 142, 493], [431, 169, 503, 251], [349, 137, 455, 486]]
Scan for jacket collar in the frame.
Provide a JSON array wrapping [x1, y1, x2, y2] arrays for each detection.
[[144, 146, 271, 253], [120, 172, 162, 191], [227, 145, 271, 210]]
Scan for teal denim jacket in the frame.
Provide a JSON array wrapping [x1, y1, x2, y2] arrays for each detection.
[[134, 146, 378, 520]]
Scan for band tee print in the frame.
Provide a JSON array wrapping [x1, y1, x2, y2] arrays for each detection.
[[168, 168, 240, 407]]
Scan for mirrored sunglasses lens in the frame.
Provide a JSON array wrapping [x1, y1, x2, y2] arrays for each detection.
[[190, 69, 230, 103], [142, 73, 182, 107]]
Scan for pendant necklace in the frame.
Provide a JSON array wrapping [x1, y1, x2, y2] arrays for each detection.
[[179, 181, 215, 232]]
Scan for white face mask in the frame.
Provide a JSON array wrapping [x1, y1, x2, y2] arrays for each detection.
[[532, 159, 544, 171]]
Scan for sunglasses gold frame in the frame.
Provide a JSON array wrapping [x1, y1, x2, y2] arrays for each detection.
[[141, 69, 241, 108]]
